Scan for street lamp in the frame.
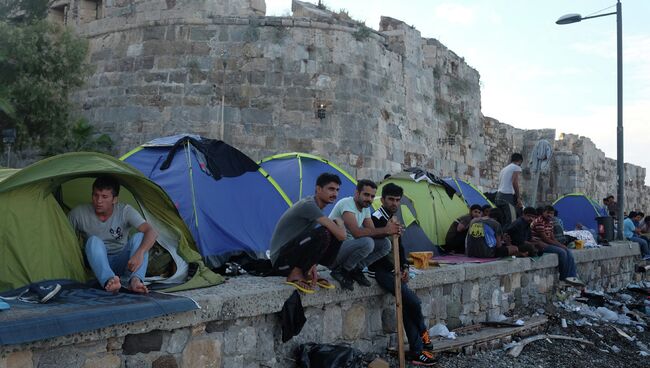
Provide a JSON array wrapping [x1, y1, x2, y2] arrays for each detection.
[[556, 0, 624, 240]]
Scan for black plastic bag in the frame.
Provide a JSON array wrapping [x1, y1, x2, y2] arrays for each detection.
[[296, 343, 365, 368]]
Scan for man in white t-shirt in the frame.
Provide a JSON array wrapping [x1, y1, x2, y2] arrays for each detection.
[[496, 153, 523, 224], [68, 176, 158, 293], [328, 179, 401, 290]]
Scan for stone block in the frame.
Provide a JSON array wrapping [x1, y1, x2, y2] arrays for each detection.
[[381, 307, 396, 333], [152, 355, 177, 368], [1, 351, 32, 368], [181, 338, 222, 368], [83, 355, 121, 368], [322, 305, 343, 342], [165, 328, 190, 354], [123, 330, 164, 355], [343, 304, 366, 340], [36, 347, 86, 368]]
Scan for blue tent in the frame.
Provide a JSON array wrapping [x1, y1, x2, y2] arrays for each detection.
[[259, 153, 357, 214], [121, 135, 291, 268], [552, 193, 608, 231], [442, 177, 495, 208]]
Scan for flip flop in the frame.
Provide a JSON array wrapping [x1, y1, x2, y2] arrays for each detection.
[[285, 280, 316, 294], [313, 278, 335, 289]]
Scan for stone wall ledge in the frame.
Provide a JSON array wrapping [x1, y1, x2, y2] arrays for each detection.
[[77, 15, 385, 42], [1, 242, 640, 354]]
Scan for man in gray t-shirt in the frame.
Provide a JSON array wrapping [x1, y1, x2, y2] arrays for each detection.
[[269, 173, 346, 294], [68, 176, 158, 293]]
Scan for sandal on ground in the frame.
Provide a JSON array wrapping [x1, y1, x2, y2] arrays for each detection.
[[285, 279, 316, 294], [312, 278, 335, 289]]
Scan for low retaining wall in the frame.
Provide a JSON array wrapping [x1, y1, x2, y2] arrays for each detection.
[[1, 242, 647, 368]]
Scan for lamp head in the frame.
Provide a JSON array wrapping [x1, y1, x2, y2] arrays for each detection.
[[556, 13, 582, 25]]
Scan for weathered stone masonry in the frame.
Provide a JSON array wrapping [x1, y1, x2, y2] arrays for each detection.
[[1, 244, 647, 367], [57, 0, 648, 208]]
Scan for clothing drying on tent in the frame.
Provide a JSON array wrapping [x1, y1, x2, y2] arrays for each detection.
[[0, 152, 222, 293], [552, 193, 608, 232], [259, 152, 357, 215], [442, 177, 495, 208], [122, 135, 291, 269], [378, 169, 468, 248]]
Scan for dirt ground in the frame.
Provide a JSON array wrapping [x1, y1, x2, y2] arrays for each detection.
[[377, 283, 650, 368]]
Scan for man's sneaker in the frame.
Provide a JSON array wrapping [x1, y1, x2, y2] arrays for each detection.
[[421, 329, 433, 350], [330, 267, 354, 291], [410, 350, 436, 366], [643, 254, 650, 261], [349, 268, 371, 287], [565, 277, 585, 287], [30, 283, 62, 303]]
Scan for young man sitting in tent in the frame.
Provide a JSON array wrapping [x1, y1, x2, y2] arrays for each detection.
[[367, 183, 436, 366], [269, 173, 347, 294], [444, 204, 483, 254], [68, 175, 158, 293], [465, 209, 518, 258], [328, 179, 401, 290], [531, 206, 585, 286]]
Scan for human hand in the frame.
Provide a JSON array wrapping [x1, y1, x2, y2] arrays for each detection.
[[401, 269, 409, 283], [386, 221, 400, 235], [127, 251, 144, 272]]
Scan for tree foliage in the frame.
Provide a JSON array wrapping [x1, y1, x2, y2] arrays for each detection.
[[0, 1, 113, 157]]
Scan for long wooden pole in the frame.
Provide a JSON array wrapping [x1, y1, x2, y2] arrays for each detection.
[[392, 234, 406, 368]]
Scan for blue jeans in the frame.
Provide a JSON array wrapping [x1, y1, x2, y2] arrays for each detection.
[[85, 233, 148, 287], [331, 237, 391, 271], [543, 244, 577, 280], [374, 270, 427, 353], [628, 236, 650, 257]]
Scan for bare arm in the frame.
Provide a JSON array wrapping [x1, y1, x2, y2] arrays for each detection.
[[342, 212, 399, 238], [316, 216, 347, 241], [127, 222, 158, 272], [456, 220, 467, 232], [512, 171, 521, 198]]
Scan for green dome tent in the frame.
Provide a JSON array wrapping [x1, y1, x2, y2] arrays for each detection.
[[379, 170, 469, 247], [0, 152, 223, 292]]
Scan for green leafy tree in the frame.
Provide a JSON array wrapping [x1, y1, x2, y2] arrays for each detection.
[[0, 1, 113, 157]]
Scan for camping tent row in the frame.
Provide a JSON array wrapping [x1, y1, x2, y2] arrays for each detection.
[[123, 136, 481, 263], [0, 135, 489, 291], [0, 152, 223, 292]]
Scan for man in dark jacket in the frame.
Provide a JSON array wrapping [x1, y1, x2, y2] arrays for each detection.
[[444, 204, 482, 254], [368, 183, 436, 366], [504, 207, 540, 256]]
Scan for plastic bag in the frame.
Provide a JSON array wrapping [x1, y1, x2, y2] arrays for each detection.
[[296, 343, 365, 368]]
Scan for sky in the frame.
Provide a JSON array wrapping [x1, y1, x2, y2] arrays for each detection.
[[265, 0, 650, 183]]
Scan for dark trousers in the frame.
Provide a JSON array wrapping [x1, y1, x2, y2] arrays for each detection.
[[273, 226, 341, 276], [374, 270, 426, 353]]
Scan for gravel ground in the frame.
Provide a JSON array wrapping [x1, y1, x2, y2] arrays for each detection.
[[378, 285, 650, 368]]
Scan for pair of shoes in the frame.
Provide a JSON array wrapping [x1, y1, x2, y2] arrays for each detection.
[[421, 329, 433, 350], [565, 277, 585, 287], [25, 283, 62, 303], [409, 350, 437, 366], [349, 268, 371, 287], [330, 267, 354, 291], [643, 254, 650, 261]]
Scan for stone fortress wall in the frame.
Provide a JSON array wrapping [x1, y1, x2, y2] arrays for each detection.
[[53, 0, 648, 209]]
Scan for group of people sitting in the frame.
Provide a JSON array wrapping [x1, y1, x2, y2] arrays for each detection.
[[269, 173, 437, 365], [623, 211, 650, 260], [445, 205, 586, 287]]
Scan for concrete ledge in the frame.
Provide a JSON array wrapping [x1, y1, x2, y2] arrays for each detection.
[[1, 243, 643, 356]]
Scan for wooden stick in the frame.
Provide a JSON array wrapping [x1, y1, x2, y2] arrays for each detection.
[[507, 334, 594, 357], [392, 234, 406, 368]]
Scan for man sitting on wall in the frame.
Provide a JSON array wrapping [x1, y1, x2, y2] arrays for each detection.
[[465, 208, 518, 258], [623, 211, 650, 260], [445, 204, 483, 254], [68, 175, 158, 293], [270, 173, 347, 294], [327, 179, 400, 290], [504, 207, 541, 257], [367, 183, 436, 366], [531, 206, 585, 286]]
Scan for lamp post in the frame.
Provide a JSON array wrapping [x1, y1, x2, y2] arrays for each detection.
[[556, 0, 624, 240]]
